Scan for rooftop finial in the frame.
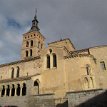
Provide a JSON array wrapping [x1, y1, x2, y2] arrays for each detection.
[[29, 9, 40, 32], [34, 8, 37, 19]]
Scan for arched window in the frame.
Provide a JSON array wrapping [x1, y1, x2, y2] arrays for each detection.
[[47, 55, 50, 68], [11, 67, 14, 78], [86, 64, 90, 75], [100, 61, 106, 70], [22, 83, 26, 96], [11, 84, 15, 96], [16, 84, 20, 96], [49, 49, 52, 54], [6, 85, 10, 96], [34, 80, 39, 94], [41, 44, 43, 49], [30, 49, 32, 56], [84, 77, 89, 89], [27, 72, 28, 76], [26, 41, 29, 47], [31, 40, 33, 47], [53, 54, 57, 67], [90, 77, 94, 88], [16, 66, 20, 78], [1, 85, 5, 97], [38, 41, 40, 48], [34, 80, 39, 86], [26, 50, 28, 57]]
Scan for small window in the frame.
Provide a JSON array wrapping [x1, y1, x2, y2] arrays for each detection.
[[16, 66, 20, 78], [86, 64, 90, 75], [30, 49, 32, 56], [26, 50, 28, 57], [32, 21, 35, 26], [100, 61, 106, 70], [53, 54, 57, 67], [49, 49, 52, 54], [26, 41, 29, 47], [41, 44, 43, 49], [38, 41, 40, 48], [31, 40, 33, 47], [11, 68, 14, 78], [47, 55, 50, 68]]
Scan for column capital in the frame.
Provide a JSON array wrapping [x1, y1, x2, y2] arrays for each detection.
[[9, 85, 13, 89], [20, 84, 23, 88], [0, 87, 2, 91]]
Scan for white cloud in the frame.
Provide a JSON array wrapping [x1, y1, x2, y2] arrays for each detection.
[[0, 0, 107, 64]]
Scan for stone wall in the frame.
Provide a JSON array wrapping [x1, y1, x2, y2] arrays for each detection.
[[0, 96, 28, 107], [28, 94, 55, 107], [0, 94, 55, 107], [67, 89, 107, 107], [89, 46, 107, 89], [1, 88, 107, 107]]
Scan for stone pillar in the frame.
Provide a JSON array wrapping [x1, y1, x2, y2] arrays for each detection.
[[14, 85, 17, 96], [0, 86, 2, 97], [4, 85, 7, 97], [50, 54, 53, 69], [20, 84, 23, 96], [10, 85, 12, 97], [44, 56, 47, 70], [5, 85, 8, 97]]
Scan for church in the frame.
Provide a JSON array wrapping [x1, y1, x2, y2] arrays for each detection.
[[0, 13, 107, 107]]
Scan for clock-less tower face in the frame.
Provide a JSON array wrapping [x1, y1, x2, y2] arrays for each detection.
[[21, 14, 45, 60]]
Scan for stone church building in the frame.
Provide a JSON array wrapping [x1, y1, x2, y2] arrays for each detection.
[[0, 14, 107, 107]]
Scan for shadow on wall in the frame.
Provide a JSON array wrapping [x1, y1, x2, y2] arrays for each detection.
[[76, 91, 107, 107], [56, 100, 68, 107]]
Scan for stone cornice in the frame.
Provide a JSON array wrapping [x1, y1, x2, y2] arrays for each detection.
[[0, 73, 40, 83], [0, 56, 40, 68], [0, 76, 31, 83]]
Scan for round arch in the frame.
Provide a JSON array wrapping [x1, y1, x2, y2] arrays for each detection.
[[34, 79, 40, 95]]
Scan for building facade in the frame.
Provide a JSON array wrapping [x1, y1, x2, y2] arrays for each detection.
[[0, 14, 107, 107]]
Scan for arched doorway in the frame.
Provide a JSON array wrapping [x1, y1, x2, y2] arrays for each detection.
[[6, 85, 10, 96], [1, 85, 5, 97], [16, 84, 20, 96], [34, 80, 40, 94], [11, 84, 15, 96], [22, 83, 26, 96]]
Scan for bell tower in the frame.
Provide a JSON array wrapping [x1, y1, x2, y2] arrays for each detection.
[[21, 13, 45, 59]]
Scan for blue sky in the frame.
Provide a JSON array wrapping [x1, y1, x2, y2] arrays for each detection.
[[0, 0, 107, 64]]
